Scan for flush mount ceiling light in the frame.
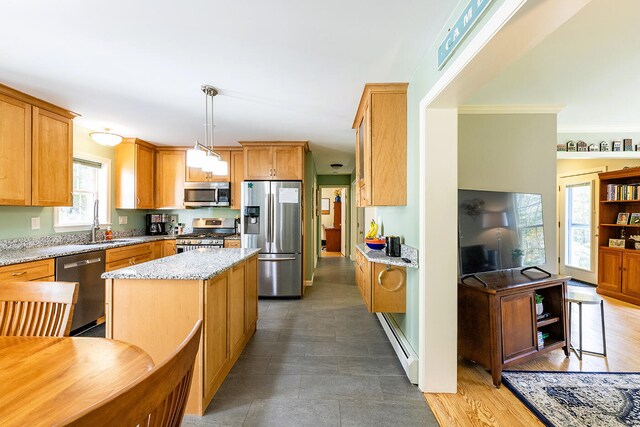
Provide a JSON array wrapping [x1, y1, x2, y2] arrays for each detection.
[[90, 128, 123, 146], [330, 163, 343, 169], [185, 85, 229, 176]]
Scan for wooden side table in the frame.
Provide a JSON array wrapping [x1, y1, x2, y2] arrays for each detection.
[[567, 290, 607, 360], [458, 270, 570, 387]]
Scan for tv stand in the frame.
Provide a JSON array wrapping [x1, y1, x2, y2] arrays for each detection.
[[520, 265, 552, 277], [458, 271, 569, 387], [460, 274, 490, 288]]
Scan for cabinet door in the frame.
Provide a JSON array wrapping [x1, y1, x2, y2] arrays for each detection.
[[244, 146, 273, 180], [362, 258, 372, 312], [501, 293, 536, 362], [162, 240, 176, 257], [0, 94, 31, 205], [156, 150, 185, 209], [31, 107, 72, 206], [150, 241, 163, 260], [623, 252, 640, 299], [273, 146, 303, 180], [245, 256, 258, 333], [208, 150, 231, 182], [598, 248, 622, 293], [204, 274, 229, 398], [371, 263, 406, 313], [135, 144, 155, 208], [362, 106, 372, 206], [231, 150, 244, 209], [186, 164, 210, 182], [229, 262, 246, 358]]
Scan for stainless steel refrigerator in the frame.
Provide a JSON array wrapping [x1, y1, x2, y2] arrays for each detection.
[[241, 181, 302, 297]]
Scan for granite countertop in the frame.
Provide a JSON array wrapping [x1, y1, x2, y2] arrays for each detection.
[[0, 235, 176, 267], [102, 248, 261, 280], [224, 234, 241, 240], [355, 243, 419, 269]]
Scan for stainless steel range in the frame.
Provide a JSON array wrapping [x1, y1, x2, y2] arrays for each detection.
[[176, 218, 237, 253]]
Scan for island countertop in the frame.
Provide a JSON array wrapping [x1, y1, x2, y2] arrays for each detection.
[[102, 248, 260, 280]]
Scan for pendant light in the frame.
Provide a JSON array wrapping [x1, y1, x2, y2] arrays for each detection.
[[185, 85, 228, 175], [90, 128, 123, 146]]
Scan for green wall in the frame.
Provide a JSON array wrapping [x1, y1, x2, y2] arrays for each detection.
[[371, 0, 510, 352], [305, 152, 318, 281], [317, 174, 351, 186], [0, 125, 147, 240]]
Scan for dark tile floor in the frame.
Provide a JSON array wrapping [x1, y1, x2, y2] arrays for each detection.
[[184, 256, 438, 427]]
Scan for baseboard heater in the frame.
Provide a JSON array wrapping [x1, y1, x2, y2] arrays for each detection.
[[376, 312, 419, 384]]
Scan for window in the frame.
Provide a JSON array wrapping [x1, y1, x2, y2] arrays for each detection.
[[55, 154, 110, 231]]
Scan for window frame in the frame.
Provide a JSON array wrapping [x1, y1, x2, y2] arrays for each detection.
[[54, 152, 112, 232]]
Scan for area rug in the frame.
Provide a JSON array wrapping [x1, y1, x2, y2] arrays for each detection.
[[568, 279, 597, 289], [502, 371, 640, 426]]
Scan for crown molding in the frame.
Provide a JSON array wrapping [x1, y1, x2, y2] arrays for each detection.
[[558, 127, 640, 133], [458, 104, 565, 114]]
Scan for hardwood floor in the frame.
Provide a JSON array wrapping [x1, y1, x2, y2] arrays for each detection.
[[425, 285, 640, 426], [320, 250, 343, 258]]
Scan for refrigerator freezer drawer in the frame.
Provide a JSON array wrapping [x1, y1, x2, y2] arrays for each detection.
[[258, 253, 302, 297]]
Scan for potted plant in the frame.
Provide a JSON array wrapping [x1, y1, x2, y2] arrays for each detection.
[[535, 293, 544, 316], [512, 248, 525, 267]]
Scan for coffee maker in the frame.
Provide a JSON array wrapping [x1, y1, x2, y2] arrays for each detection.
[[146, 214, 170, 235]]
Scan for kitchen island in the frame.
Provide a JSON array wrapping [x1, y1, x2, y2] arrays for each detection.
[[102, 248, 260, 415]]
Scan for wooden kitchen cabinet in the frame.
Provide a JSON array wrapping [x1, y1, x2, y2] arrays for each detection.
[[156, 150, 185, 209], [31, 107, 73, 206], [229, 261, 246, 358], [162, 239, 177, 257], [598, 248, 623, 293], [115, 138, 155, 209], [150, 241, 163, 260], [240, 141, 307, 181], [105, 243, 153, 272], [186, 150, 231, 182], [204, 273, 230, 401], [224, 239, 241, 248], [354, 249, 405, 313], [353, 83, 407, 207], [230, 150, 244, 209], [245, 255, 258, 333], [0, 94, 31, 206], [0, 84, 75, 207], [0, 258, 55, 282], [598, 247, 640, 303]]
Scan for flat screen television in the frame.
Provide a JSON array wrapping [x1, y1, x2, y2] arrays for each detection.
[[458, 189, 546, 276]]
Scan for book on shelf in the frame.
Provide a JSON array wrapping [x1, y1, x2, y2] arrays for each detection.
[[606, 183, 640, 201]]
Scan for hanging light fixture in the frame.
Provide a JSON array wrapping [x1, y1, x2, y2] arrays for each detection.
[[185, 85, 228, 175], [90, 128, 123, 146]]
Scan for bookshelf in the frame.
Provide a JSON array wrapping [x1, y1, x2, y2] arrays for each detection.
[[597, 167, 640, 305]]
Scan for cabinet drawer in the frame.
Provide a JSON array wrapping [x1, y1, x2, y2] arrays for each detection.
[[106, 243, 152, 264], [106, 252, 153, 272], [224, 240, 241, 248], [0, 259, 54, 282]]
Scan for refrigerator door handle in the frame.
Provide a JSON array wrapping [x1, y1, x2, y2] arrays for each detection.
[[270, 193, 275, 243]]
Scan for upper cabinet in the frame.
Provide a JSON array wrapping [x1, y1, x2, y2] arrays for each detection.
[[230, 150, 244, 209], [0, 84, 75, 207], [115, 138, 155, 209], [186, 150, 231, 182], [240, 141, 307, 181], [353, 83, 407, 207], [156, 149, 185, 209]]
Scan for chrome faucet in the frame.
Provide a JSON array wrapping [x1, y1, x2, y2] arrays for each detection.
[[91, 200, 100, 243]]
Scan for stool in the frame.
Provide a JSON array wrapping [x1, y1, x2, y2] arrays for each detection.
[[566, 290, 607, 360]]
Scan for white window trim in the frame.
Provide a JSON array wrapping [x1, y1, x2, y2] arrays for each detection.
[[54, 151, 112, 233]]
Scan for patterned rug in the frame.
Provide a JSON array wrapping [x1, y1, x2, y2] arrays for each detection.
[[502, 371, 640, 426], [568, 279, 597, 289]]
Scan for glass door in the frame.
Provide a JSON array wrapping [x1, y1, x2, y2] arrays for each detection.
[[559, 173, 599, 283]]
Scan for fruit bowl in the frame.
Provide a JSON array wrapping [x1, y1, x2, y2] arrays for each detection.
[[365, 238, 386, 250]]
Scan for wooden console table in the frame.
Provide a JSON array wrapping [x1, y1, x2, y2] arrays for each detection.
[[458, 270, 570, 387]]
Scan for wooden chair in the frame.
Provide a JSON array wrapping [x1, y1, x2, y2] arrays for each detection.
[[0, 281, 79, 337], [62, 320, 203, 427]]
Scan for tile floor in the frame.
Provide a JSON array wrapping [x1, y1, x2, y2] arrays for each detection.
[[183, 256, 438, 426]]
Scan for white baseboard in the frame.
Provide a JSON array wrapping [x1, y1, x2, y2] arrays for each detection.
[[304, 280, 313, 287], [376, 312, 419, 384]]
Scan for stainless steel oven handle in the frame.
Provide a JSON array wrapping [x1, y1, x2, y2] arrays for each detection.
[[258, 257, 296, 262]]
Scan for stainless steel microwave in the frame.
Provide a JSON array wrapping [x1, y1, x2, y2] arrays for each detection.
[[183, 182, 230, 207]]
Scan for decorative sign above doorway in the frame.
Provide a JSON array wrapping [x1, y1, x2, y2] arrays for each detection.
[[437, 0, 494, 70]]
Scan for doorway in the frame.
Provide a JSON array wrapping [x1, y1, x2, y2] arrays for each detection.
[[318, 186, 349, 257], [559, 170, 602, 284]]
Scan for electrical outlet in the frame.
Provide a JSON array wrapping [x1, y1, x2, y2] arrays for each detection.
[[31, 217, 40, 230], [118, 216, 128, 225]]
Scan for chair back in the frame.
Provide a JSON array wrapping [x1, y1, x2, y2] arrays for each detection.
[[0, 281, 79, 337], [63, 320, 203, 427]]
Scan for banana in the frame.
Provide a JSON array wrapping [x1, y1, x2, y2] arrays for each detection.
[[365, 219, 378, 239]]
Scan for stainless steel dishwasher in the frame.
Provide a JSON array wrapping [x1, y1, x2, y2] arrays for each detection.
[[55, 250, 106, 332]]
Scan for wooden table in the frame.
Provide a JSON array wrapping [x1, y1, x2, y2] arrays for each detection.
[[0, 336, 154, 426]]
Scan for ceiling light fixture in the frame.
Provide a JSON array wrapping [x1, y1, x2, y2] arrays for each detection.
[[330, 163, 343, 169], [185, 85, 228, 176], [90, 128, 123, 146]]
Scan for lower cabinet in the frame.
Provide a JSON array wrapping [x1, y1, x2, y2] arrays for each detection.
[[204, 272, 230, 400], [0, 258, 55, 282], [105, 243, 153, 272], [224, 239, 241, 248], [229, 261, 246, 358], [501, 293, 536, 363], [162, 239, 176, 256], [354, 249, 405, 313], [598, 248, 640, 304]]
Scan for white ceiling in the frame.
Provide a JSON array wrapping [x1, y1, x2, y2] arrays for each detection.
[[0, 0, 457, 174], [465, 0, 640, 132]]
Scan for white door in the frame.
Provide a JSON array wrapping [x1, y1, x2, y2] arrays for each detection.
[[559, 172, 600, 283]]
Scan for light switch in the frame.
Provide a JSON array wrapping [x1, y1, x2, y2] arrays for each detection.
[[31, 217, 40, 230], [118, 216, 128, 225]]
